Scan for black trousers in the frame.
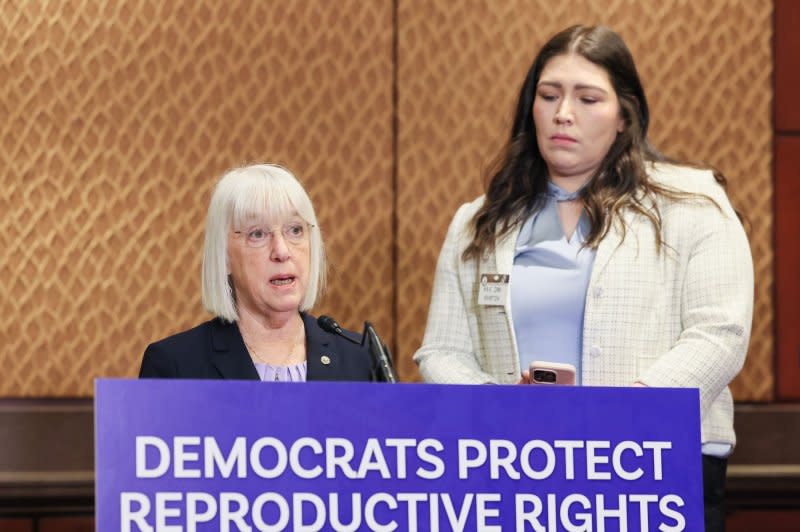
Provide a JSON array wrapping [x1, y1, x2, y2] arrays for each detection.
[[703, 454, 727, 532]]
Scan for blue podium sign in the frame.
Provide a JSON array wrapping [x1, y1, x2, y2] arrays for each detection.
[[95, 379, 703, 531]]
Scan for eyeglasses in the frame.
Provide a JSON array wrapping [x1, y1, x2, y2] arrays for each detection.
[[233, 222, 313, 248]]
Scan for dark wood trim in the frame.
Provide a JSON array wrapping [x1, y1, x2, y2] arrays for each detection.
[[775, 0, 800, 400], [0, 399, 94, 517], [1, 401, 799, 516], [775, 136, 800, 400], [0, 484, 94, 516], [727, 466, 800, 509], [727, 404, 800, 509], [775, 0, 800, 132]]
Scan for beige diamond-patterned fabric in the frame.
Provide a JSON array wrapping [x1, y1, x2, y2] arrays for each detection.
[[0, 1, 393, 396], [396, 0, 773, 401], [0, 1, 774, 401]]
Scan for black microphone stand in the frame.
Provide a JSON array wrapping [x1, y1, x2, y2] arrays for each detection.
[[317, 315, 398, 383], [363, 321, 397, 383]]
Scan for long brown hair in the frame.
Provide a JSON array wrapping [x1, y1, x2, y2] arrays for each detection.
[[463, 25, 718, 261]]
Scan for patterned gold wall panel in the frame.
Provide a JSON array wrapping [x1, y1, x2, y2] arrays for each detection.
[[396, 0, 774, 400], [0, 1, 393, 396]]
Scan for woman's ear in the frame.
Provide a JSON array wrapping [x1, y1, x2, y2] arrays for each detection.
[[617, 104, 627, 133], [619, 95, 640, 133]]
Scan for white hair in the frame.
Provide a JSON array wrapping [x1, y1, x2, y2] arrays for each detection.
[[201, 163, 325, 322]]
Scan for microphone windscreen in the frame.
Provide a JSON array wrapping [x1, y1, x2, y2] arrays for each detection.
[[317, 315, 340, 334]]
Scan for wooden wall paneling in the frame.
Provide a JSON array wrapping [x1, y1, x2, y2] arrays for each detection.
[[0, 400, 93, 516], [728, 404, 800, 509], [775, 136, 800, 399], [775, 0, 800, 131], [774, 0, 800, 400], [0, 520, 32, 532], [38, 517, 94, 532], [728, 511, 800, 532]]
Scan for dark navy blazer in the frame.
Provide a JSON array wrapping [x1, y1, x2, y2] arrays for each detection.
[[139, 312, 374, 381]]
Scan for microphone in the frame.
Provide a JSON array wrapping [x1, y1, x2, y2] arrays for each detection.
[[317, 315, 398, 383], [317, 315, 358, 344], [364, 321, 398, 383]]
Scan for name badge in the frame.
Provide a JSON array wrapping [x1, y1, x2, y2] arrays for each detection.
[[478, 273, 509, 306]]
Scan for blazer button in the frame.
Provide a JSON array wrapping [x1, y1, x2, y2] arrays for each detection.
[[320, 355, 331, 365], [589, 346, 602, 357]]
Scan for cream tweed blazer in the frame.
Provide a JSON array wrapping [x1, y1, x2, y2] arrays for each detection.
[[414, 163, 754, 447]]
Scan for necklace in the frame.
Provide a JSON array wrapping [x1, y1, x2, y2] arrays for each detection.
[[242, 322, 306, 381]]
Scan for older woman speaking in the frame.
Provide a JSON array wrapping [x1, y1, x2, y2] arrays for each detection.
[[139, 164, 373, 382]]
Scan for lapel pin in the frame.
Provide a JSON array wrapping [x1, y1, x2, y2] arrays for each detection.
[[320, 355, 331, 365]]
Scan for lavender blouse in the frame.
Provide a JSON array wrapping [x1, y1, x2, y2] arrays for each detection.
[[253, 361, 308, 382]]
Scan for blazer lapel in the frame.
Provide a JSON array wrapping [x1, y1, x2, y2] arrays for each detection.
[[209, 319, 260, 380], [489, 223, 521, 311], [302, 312, 339, 381], [494, 224, 520, 286], [476, 224, 522, 379], [589, 211, 628, 287]]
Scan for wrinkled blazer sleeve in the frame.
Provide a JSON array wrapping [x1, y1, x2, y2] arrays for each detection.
[[414, 201, 497, 384], [637, 174, 753, 417]]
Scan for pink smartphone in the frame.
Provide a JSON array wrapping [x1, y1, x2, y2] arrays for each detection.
[[529, 361, 576, 385]]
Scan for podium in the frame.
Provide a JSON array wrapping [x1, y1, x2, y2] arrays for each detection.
[[95, 379, 703, 530]]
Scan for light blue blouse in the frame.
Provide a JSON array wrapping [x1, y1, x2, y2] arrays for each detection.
[[511, 182, 596, 383], [510, 183, 731, 458], [253, 361, 308, 382]]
